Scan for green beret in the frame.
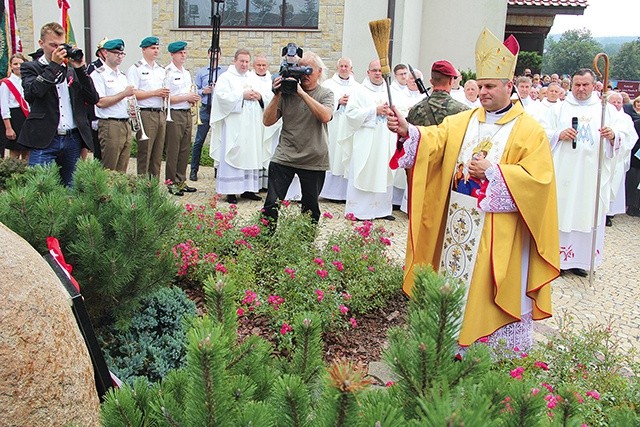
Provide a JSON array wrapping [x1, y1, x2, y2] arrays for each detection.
[[103, 39, 125, 51], [168, 41, 187, 53], [140, 36, 159, 48]]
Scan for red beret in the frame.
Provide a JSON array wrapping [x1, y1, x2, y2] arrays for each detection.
[[431, 60, 458, 77]]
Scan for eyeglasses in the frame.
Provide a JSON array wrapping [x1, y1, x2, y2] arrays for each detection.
[[108, 51, 126, 57]]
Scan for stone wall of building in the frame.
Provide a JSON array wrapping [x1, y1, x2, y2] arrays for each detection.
[[16, 0, 34, 55], [155, 0, 345, 72]]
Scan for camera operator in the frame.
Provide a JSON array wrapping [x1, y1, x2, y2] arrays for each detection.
[[262, 50, 334, 230], [19, 22, 98, 187]]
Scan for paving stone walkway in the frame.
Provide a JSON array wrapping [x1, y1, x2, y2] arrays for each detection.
[[131, 160, 640, 360]]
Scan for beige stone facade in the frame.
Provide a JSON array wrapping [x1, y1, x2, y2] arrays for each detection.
[[16, 0, 34, 55]]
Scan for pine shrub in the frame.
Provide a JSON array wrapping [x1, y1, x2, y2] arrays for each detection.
[[0, 160, 181, 325]]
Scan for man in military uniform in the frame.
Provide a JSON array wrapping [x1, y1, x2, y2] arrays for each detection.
[[90, 39, 135, 172], [127, 36, 170, 177], [164, 41, 199, 196], [407, 60, 468, 127]]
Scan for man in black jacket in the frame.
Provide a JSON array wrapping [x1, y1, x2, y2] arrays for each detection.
[[18, 22, 99, 186]]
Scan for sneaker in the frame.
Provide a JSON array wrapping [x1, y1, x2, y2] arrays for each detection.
[[241, 191, 262, 201], [226, 194, 238, 204], [189, 171, 198, 181]]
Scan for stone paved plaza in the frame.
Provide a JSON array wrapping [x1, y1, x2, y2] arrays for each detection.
[[131, 160, 640, 359]]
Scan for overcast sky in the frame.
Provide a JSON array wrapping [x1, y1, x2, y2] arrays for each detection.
[[550, 0, 640, 37]]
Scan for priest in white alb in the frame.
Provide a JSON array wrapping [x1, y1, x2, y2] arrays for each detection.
[[320, 57, 360, 201], [210, 48, 269, 204], [343, 59, 395, 221], [539, 69, 635, 277]]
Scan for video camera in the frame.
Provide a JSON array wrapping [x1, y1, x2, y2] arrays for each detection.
[[277, 43, 313, 95], [61, 43, 84, 62]]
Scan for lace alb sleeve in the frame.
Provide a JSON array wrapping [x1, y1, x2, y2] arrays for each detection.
[[478, 165, 517, 213]]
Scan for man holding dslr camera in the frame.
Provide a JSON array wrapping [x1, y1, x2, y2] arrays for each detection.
[[262, 48, 333, 229], [19, 22, 98, 187]]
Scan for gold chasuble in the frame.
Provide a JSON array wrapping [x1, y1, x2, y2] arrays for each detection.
[[404, 102, 560, 346]]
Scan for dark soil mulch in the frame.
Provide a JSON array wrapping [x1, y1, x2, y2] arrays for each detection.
[[181, 284, 408, 365]]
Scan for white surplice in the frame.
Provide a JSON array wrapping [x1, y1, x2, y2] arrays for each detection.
[[210, 66, 269, 194], [343, 78, 395, 219], [320, 73, 360, 200], [539, 92, 634, 269]]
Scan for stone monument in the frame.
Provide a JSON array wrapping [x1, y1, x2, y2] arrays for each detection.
[[0, 223, 101, 426]]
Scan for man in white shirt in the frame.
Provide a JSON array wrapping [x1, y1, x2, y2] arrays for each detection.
[[164, 41, 199, 196], [210, 48, 268, 204], [90, 39, 135, 172], [127, 36, 170, 177], [462, 79, 481, 108]]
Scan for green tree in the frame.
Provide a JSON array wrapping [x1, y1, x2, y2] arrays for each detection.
[[611, 38, 640, 80], [542, 29, 603, 76], [516, 51, 542, 75]]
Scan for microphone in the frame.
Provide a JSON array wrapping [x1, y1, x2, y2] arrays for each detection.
[[571, 117, 578, 149]]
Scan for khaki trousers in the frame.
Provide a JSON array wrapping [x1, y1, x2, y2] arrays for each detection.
[[98, 119, 132, 172], [164, 109, 192, 185], [137, 109, 166, 177]]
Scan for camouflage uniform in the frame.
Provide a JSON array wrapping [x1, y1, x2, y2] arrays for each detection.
[[407, 90, 469, 126]]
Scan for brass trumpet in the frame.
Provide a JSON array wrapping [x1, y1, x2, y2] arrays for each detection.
[[191, 84, 202, 125], [127, 96, 149, 141]]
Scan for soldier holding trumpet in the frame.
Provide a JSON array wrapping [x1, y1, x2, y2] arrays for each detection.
[[164, 41, 199, 196], [90, 39, 135, 172], [127, 36, 169, 177]]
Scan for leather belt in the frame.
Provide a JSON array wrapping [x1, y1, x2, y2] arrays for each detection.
[[140, 108, 163, 112], [57, 128, 80, 136], [102, 117, 129, 121], [171, 108, 190, 111]]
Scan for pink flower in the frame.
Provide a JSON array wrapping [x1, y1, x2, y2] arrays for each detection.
[[215, 263, 227, 274], [520, 352, 528, 358], [534, 361, 549, 370], [280, 323, 292, 335], [164, 179, 173, 185], [349, 317, 357, 328], [316, 269, 328, 279], [379, 236, 391, 246], [573, 392, 584, 404], [323, 211, 334, 219], [260, 218, 270, 226], [342, 292, 352, 300], [281, 200, 291, 208], [204, 252, 218, 263], [541, 383, 553, 392], [368, 266, 375, 272], [267, 295, 285, 311], [313, 257, 325, 267], [585, 390, 600, 400], [242, 290, 259, 306], [284, 267, 296, 279], [544, 394, 560, 409], [236, 307, 244, 316], [332, 245, 341, 253], [332, 260, 344, 271], [477, 336, 489, 343], [315, 289, 325, 302], [345, 212, 356, 221], [339, 304, 349, 315], [531, 388, 540, 396], [185, 203, 195, 213], [385, 381, 395, 387], [196, 224, 203, 231], [240, 225, 261, 238], [510, 366, 525, 380]]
